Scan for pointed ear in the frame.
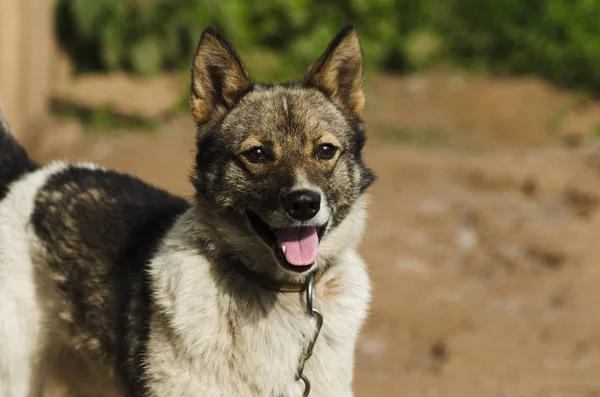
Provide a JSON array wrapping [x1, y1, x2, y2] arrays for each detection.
[[306, 23, 365, 120], [190, 27, 252, 126]]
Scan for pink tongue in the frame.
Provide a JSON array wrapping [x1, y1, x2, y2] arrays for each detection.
[[275, 227, 319, 266]]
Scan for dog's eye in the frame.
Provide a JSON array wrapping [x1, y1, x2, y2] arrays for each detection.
[[315, 144, 337, 160], [244, 147, 268, 163]]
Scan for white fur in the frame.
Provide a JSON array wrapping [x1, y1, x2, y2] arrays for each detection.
[[146, 199, 370, 396], [282, 96, 290, 118], [0, 162, 68, 397]]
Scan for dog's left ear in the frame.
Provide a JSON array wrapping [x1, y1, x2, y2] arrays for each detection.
[[190, 27, 252, 126], [306, 23, 364, 120]]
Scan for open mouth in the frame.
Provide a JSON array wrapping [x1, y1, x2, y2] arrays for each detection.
[[247, 211, 327, 273]]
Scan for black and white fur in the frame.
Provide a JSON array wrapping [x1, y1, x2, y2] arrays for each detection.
[[0, 24, 373, 397]]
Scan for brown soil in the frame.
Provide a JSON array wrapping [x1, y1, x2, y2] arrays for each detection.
[[29, 72, 600, 397]]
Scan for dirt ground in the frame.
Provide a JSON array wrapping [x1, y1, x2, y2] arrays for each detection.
[[26, 72, 600, 397]]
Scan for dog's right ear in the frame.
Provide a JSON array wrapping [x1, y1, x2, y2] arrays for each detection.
[[305, 23, 364, 121], [190, 28, 252, 126]]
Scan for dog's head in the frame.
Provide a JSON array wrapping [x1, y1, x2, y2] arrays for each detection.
[[190, 23, 375, 278]]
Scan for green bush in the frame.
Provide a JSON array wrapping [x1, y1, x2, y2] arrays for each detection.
[[55, 0, 213, 76], [55, 0, 600, 92], [55, 0, 427, 80], [430, 0, 600, 92]]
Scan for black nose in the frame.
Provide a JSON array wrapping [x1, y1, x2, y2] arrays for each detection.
[[283, 189, 321, 221]]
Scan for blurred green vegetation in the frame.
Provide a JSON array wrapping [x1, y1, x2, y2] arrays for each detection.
[[433, 0, 600, 93], [55, 0, 600, 92], [50, 98, 159, 132], [55, 0, 424, 80]]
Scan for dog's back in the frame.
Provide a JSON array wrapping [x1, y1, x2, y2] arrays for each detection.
[[0, 107, 190, 396]]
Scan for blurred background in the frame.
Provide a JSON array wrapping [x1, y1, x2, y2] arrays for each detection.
[[2, 0, 600, 396]]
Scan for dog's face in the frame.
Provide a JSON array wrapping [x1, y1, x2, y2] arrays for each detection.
[[190, 24, 374, 276]]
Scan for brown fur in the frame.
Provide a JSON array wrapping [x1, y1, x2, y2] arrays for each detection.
[[306, 24, 365, 120], [190, 28, 252, 127]]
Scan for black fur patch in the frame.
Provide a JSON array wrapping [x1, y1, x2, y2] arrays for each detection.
[[31, 166, 189, 396], [0, 132, 37, 200]]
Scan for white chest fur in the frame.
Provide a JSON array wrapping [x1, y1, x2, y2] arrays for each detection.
[[147, 226, 370, 397]]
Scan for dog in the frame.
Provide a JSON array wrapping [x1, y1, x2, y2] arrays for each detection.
[[0, 23, 375, 397]]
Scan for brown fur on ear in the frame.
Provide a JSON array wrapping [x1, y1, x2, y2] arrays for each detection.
[[306, 23, 365, 120], [190, 27, 252, 126]]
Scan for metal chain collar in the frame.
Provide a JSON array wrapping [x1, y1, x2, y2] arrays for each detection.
[[295, 274, 324, 397]]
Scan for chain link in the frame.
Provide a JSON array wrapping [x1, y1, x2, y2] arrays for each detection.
[[295, 275, 324, 397]]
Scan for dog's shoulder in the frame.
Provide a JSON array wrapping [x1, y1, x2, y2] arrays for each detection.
[[31, 162, 190, 265], [30, 162, 190, 393], [30, 162, 191, 304]]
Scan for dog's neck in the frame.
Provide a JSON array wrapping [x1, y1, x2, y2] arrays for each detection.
[[226, 256, 325, 293]]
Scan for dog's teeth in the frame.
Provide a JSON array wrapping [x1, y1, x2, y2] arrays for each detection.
[[281, 245, 286, 255]]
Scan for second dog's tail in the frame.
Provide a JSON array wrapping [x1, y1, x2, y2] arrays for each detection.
[[0, 102, 38, 199]]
